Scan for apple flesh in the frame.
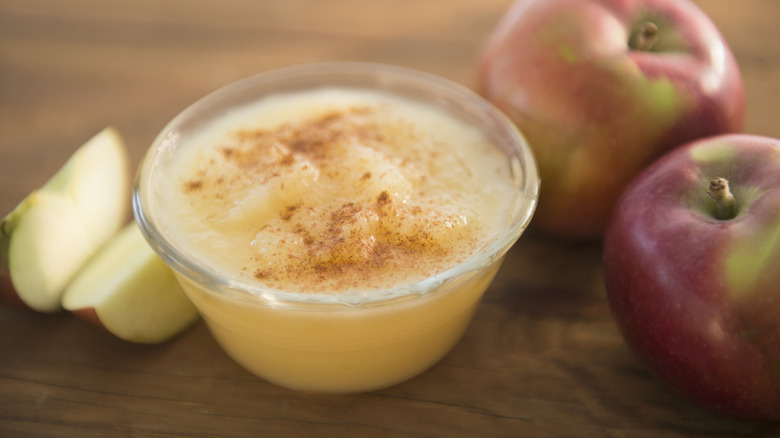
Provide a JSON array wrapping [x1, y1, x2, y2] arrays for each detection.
[[62, 223, 199, 344], [603, 134, 780, 419], [478, 0, 745, 239], [1, 128, 130, 312]]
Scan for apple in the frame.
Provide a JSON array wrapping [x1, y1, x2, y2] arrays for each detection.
[[1, 128, 130, 312], [477, 0, 745, 240], [62, 223, 199, 344], [603, 134, 780, 419]]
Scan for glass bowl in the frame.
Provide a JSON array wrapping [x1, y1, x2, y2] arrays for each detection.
[[133, 62, 539, 393]]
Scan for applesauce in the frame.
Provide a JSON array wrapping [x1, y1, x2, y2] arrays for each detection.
[[134, 63, 539, 392]]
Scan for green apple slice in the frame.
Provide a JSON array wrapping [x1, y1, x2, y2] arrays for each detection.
[[62, 223, 199, 344], [45, 127, 130, 247], [2, 192, 94, 312], [1, 128, 130, 312]]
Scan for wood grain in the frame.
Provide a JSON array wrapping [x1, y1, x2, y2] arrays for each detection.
[[1, 0, 779, 436]]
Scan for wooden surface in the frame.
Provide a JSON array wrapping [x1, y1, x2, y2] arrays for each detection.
[[1, 0, 779, 436]]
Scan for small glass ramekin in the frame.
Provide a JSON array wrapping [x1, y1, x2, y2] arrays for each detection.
[[133, 62, 539, 393]]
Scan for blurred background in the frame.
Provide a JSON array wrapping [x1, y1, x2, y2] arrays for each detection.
[[0, 0, 504, 216], [1, 0, 777, 216]]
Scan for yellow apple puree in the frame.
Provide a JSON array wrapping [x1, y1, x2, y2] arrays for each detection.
[[159, 89, 515, 294], [175, 261, 501, 392], [151, 86, 521, 392]]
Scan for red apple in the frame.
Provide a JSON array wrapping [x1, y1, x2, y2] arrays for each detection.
[[603, 134, 780, 419], [477, 0, 744, 240]]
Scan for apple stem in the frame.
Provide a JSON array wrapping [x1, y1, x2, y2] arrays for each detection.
[[629, 21, 660, 52], [708, 177, 737, 220]]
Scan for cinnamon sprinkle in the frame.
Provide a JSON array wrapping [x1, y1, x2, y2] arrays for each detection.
[[178, 102, 484, 293]]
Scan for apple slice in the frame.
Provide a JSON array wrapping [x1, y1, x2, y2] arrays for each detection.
[[1, 128, 130, 312], [62, 223, 199, 344], [1, 192, 94, 311]]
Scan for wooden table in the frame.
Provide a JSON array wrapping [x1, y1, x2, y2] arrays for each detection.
[[1, 1, 779, 436]]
